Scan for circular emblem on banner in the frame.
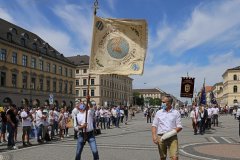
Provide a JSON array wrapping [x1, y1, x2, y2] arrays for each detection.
[[107, 37, 129, 59], [96, 21, 104, 30], [131, 63, 140, 71]]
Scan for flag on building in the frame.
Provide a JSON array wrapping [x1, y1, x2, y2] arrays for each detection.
[[200, 81, 206, 105], [89, 16, 148, 75], [210, 91, 218, 105]]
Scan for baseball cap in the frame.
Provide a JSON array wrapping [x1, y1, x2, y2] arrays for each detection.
[[79, 104, 86, 110]]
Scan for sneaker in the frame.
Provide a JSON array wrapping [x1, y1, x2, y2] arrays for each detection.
[[66, 134, 70, 137], [23, 143, 27, 147], [27, 142, 32, 146], [12, 146, 18, 150]]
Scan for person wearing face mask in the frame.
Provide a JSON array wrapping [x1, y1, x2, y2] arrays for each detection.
[[151, 95, 182, 160]]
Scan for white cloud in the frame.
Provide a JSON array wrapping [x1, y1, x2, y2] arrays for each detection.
[[150, 0, 240, 55], [32, 28, 78, 56], [0, 7, 15, 23], [133, 51, 240, 100], [170, 0, 240, 54], [52, 3, 93, 54]]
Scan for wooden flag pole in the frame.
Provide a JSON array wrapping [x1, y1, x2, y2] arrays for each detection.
[[83, 0, 99, 143]]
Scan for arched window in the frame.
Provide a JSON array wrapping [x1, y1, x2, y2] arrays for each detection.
[[21, 33, 29, 39], [9, 28, 17, 34], [233, 75, 237, 80], [20, 38, 25, 46], [7, 32, 12, 41], [233, 85, 238, 93], [42, 47, 47, 54], [32, 43, 37, 51]]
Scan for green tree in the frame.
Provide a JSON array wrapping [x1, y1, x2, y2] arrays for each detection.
[[133, 92, 144, 106]]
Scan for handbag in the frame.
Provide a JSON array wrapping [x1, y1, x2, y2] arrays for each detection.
[[66, 118, 73, 128]]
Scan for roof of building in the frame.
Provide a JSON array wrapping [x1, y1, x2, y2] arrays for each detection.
[[67, 55, 89, 66], [133, 88, 166, 94], [0, 18, 73, 65], [223, 66, 240, 76], [205, 86, 213, 92]]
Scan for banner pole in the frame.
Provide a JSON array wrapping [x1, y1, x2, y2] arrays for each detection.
[[83, 0, 99, 144]]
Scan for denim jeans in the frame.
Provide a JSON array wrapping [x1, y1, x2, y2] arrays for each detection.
[[6, 123, 15, 147], [75, 131, 99, 160], [37, 124, 43, 140]]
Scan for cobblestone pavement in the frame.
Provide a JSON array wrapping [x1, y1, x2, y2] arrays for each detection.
[[0, 113, 239, 160]]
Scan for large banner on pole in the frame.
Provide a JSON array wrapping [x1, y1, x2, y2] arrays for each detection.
[[89, 16, 148, 75], [180, 77, 195, 98]]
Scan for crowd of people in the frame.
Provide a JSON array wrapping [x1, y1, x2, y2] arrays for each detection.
[[0, 100, 134, 151]]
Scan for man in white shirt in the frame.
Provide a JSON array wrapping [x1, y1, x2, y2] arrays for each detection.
[[36, 107, 46, 143], [207, 106, 213, 129], [190, 103, 200, 135], [152, 95, 182, 160], [21, 106, 32, 146], [75, 104, 99, 160], [212, 105, 219, 127]]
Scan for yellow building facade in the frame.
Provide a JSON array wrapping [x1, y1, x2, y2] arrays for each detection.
[[0, 18, 75, 108], [221, 66, 240, 107]]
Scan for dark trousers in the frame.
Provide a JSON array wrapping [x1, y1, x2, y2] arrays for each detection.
[[206, 118, 211, 129], [213, 114, 218, 126], [7, 123, 15, 147], [100, 117, 105, 129], [147, 116, 151, 123], [199, 119, 206, 134]]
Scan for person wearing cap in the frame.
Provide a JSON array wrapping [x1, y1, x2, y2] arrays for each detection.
[[75, 103, 99, 160], [151, 95, 182, 160]]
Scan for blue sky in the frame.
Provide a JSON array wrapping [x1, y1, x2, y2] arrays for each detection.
[[1, 0, 240, 100]]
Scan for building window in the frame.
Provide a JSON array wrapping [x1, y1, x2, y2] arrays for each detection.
[[7, 33, 12, 41], [83, 79, 87, 85], [31, 77, 36, 90], [76, 90, 79, 96], [70, 84, 72, 94], [11, 74, 17, 87], [46, 80, 50, 91], [233, 75, 237, 81], [233, 86, 238, 93], [22, 75, 27, 89], [39, 79, 43, 91], [65, 67, 68, 76], [39, 60, 43, 71], [91, 89, 95, 96], [83, 69, 87, 73], [12, 52, 17, 64], [22, 55, 28, 66], [76, 80, 79, 86], [91, 79, 95, 85], [0, 49, 7, 61], [101, 79, 103, 85], [31, 58, 36, 68], [32, 43, 37, 51], [76, 69, 79, 74], [53, 64, 56, 74], [70, 69, 72, 77], [64, 82, 68, 94], [59, 66, 62, 75], [46, 63, 50, 72], [53, 81, 56, 92], [83, 89, 87, 96], [42, 47, 47, 54], [0, 72, 6, 87], [59, 82, 62, 93], [20, 38, 25, 46]]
